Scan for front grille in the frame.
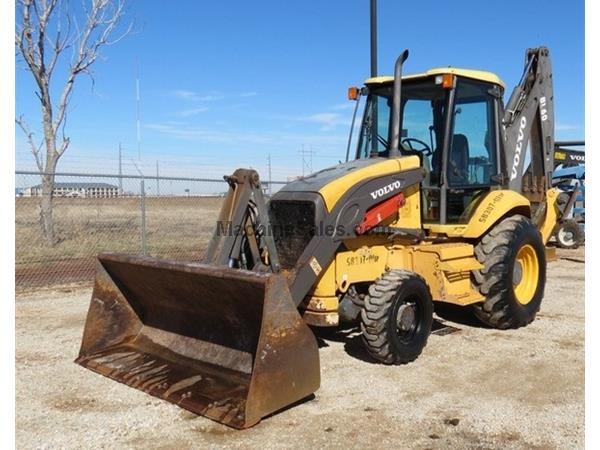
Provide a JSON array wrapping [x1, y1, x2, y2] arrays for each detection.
[[269, 200, 315, 269]]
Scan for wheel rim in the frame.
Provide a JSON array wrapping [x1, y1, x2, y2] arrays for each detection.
[[513, 244, 539, 305], [394, 299, 419, 342], [558, 228, 574, 246]]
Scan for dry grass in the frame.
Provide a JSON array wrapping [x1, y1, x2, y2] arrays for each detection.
[[15, 196, 224, 286]]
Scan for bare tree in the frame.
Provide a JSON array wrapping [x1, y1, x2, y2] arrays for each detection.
[[15, 0, 132, 245]]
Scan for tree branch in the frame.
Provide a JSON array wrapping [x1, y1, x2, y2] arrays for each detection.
[[16, 1, 40, 76], [54, 0, 131, 135], [15, 116, 44, 172], [46, 2, 72, 77], [57, 109, 70, 156]]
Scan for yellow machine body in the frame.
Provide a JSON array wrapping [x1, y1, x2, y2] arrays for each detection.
[[301, 160, 560, 326]]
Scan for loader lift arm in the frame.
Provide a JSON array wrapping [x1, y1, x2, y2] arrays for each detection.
[[204, 169, 281, 272]]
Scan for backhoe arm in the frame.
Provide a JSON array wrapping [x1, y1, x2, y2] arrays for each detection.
[[503, 47, 555, 198]]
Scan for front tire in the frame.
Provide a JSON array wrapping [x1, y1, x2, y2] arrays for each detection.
[[360, 270, 433, 364], [472, 215, 546, 329]]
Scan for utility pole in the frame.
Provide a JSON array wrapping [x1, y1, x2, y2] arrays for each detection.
[[131, 160, 147, 255], [156, 160, 160, 197], [370, 0, 377, 78], [370, 0, 378, 154], [136, 60, 142, 160], [267, 153, 272, 196], [118, 142, 123, 194]]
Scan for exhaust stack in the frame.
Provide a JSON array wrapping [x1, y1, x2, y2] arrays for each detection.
[[389, 49, 410, 156]]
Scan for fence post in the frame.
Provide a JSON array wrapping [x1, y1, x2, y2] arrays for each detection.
[[140, 178, 147, 255]]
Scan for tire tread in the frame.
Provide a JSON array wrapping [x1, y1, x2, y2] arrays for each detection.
[[472, 214, 544, 329], [360, 270, 430, 364]]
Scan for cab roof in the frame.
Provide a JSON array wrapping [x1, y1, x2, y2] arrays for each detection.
[[364, 67, 505, 88]]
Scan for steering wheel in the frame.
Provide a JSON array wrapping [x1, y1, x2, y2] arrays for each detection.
[[402, 138, 432, 156]]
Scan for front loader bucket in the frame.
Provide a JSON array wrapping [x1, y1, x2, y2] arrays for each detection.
[[75, 253, 320, 429]]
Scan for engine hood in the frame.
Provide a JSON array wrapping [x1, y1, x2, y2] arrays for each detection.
[[276, 155, 421, 211]]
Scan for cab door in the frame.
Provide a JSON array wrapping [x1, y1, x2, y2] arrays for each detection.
[[441, 78, 500, 224]]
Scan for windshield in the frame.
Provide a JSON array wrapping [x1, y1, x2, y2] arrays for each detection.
[[356, 79, 449, 166]]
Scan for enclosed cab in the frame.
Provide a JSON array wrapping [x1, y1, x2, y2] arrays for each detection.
[[358, 68, 509, 231]]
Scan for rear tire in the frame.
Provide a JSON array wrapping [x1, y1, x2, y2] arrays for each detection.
[[555, 219, 583, 249], [360, 270, 433, 364], [472, 215, 546, 329]]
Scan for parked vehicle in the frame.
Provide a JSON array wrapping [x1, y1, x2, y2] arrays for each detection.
[[552, 159, 585, 248]]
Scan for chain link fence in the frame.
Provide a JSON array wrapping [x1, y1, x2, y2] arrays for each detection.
[[15, 171, 285, 290]]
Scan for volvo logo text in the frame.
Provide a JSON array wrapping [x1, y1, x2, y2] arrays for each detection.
[[510, 116, 527, 180], [370, 180, 402, 199]]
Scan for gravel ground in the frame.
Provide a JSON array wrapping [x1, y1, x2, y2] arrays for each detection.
[[16, 247, 584, 449]]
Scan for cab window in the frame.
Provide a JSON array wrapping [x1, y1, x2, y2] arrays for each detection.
[[448, 79, 497, 187]]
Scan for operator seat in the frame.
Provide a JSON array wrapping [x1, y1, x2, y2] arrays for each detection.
[[448, 134, 470, 185], [430, 133, 470, 185]]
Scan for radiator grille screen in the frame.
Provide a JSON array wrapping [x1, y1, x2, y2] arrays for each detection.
[[269, 201, 315, 269]]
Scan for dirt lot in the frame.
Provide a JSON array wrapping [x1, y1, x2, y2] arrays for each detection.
[[16, 247, 584, 449]]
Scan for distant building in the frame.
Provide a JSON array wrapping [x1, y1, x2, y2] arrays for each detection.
[[24, 182, 120, 198]]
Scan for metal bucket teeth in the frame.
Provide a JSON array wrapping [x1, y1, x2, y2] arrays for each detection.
[[75, 253, 320, 429]]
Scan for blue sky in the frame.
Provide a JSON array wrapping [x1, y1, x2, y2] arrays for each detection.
[[15, 0, 584, 180]]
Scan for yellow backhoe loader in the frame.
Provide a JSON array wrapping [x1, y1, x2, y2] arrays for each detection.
[[75, 5, 564, 429]]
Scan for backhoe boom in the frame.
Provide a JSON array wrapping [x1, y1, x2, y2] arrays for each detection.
[[503, 47, 555, 198]]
